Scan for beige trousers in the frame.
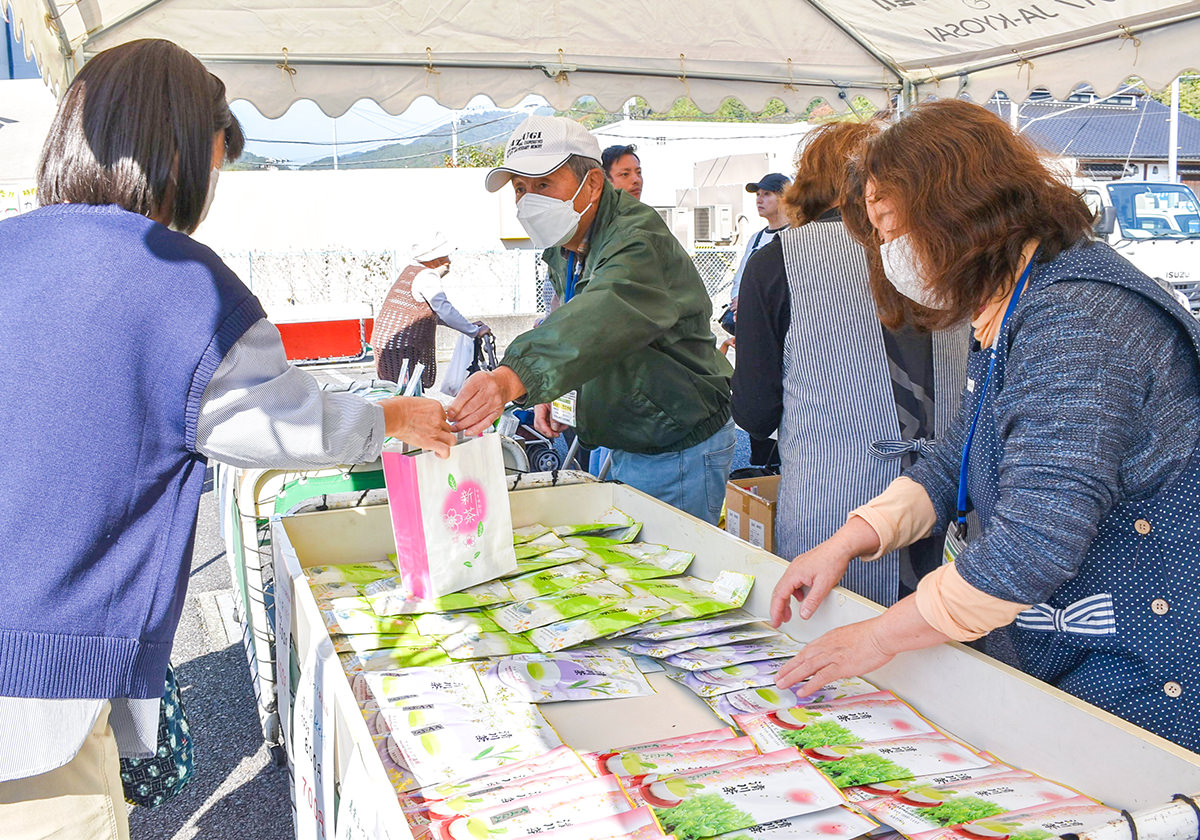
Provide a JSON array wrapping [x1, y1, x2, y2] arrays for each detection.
[[0, 702, 129, 840]]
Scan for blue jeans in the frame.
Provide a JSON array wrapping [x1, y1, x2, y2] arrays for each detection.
[[609, 419, 735, 525]]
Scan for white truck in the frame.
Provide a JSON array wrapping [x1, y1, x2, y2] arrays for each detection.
[[1076, 179, 1200, 315]]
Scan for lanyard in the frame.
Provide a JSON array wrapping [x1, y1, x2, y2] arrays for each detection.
[[955, 256, 1036, 527], [564, 252, 584, 303]]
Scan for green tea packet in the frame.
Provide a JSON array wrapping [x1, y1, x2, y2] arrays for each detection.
[[514, 531, 568, 561], [512, 523, 552, 544], [322, 607, 418, 636], [629, 571, 755, 619], [527, 595, 673, 653], [413, 611, 504, 637], [550, 507, 638, 537], [664, 638, 804, 671], [356, 663, 487, 706], [585, 542, 694, 581], [504, 561, 606, 600], [305, 559, 397, 586], [488, 579, 630, 633], [473, 649, 654, 703], [621, 609, 763, 641], [561, 522, 643, 548], [510, 546, 590, 576], [617, 626, 780, 660], [439, 630, 539, 660], [308, 581, 363, 605], [330, 631, 430, 655], [362, 576, 513, 615], [341, 646, 453, 672]]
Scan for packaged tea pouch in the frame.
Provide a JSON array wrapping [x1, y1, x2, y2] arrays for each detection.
[[562, 522, 643, 549], [734, 691, 937, 752], [432, 775, 634, 839], [414, 611, 505, 637], [619, 627, 779, 660], [705, 677, 879, 720], [511, 545, 590, 575], [309, 581, 363, 606], [586, 736, 760, 781], [389, 701, 563, 786], [712, 804, 878, 840], [322, 607, 419, 636], [861, 770, 1088, 840], [527, 806, 667, 840], [475, 650, 654, 702], [330, 631, 430, 655], [551, 508, 638, 537], [593, 727, 735, 755], [933, 797, 1117, 840], [363, 576, 513, 616], [305, 559, 396, 585], [504, 561, 606, 601], [440, 630, 540, 660], [373, 731, 419, 793], [512, 524, 552, 545], [527, 596, 674, 653], [341, 646, 453, 673], [667, 660, 787, 697], [514, 532, 569, 561], [622, 610, 765, 641], [488, 579, 631, 633], [628, 749, 844, 839], [630, 572, 755, 620], [425, 763, 598, 820], [802, 732, 993, 789], [418, 744, 588, 802], [382, 701, 540, 733], [664, 639, 804, 672], [357, 663, 486, 706], [587, 543, 695, 582], [844, 763, 1014, 803]]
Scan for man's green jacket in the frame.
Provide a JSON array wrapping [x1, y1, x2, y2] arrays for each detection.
[[502, 181, 732, 455]]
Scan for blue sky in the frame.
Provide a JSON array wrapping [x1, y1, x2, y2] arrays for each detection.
[[231, 94, 546, 167]]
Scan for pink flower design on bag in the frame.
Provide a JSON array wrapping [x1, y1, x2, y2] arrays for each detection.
[[443, 475, 487, 565]]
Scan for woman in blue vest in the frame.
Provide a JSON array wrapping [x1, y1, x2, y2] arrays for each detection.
[[769, 98, 1200, 752], [0, 40, 454, 837]]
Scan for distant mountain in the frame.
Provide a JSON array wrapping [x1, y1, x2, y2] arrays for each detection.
[[300, 108, 548, 170], [226, 149, 278, 171]]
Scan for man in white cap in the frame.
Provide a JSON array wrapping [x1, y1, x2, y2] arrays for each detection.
[[448, 115, 734, 524], [371, 232, 490, 389]]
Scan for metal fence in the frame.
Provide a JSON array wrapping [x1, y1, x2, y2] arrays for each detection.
[[220, 247, 743, 318]]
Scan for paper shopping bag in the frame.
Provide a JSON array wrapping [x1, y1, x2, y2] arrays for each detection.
[[382, 434, 517, 599]]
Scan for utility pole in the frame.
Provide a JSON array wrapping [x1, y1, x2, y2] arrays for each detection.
[[452, 114, 459, 166], [332, 117, 340, 171], [1169, 76, 1180, 183]]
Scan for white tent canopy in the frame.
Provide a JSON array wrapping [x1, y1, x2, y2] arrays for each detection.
[[7, 0, 1200, 117]]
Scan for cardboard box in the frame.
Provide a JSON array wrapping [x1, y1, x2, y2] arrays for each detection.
[[724, 474, 780, 553]]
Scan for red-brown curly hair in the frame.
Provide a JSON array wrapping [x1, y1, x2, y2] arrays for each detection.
[[841, 98, 1094, 330], [783, 120, 883, 226]]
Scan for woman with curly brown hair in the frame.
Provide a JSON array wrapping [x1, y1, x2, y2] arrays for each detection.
[[770, 98, 1200, 751], [732, 119, 967, 606]]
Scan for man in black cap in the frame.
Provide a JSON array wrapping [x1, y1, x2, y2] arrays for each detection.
[[725, 172, 792, 334]]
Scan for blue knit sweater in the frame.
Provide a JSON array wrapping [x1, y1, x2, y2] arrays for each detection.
[[906, 240, 1200, 604], [0, 204, 264, 700]]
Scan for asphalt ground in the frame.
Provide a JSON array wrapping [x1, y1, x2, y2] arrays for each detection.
[[128, 470, 293, 840]]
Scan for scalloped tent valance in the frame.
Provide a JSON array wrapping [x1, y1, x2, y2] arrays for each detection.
[[7, 0, 1200, 117]]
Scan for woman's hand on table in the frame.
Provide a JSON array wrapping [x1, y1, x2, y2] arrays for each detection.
[[770, 516, 881, 627], [381, 396, 456, 458]]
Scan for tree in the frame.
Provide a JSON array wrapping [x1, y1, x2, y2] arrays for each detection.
[[444, 145, 505, 168], [1147, 76, 1200, 120]]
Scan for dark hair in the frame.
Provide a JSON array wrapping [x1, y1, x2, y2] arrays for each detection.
[[842, 98, 1093, 330], [37, 39, 245, 234], [563, 153, 603, 184], [784, 120, 881, 226], [601, 144, 639, 176]]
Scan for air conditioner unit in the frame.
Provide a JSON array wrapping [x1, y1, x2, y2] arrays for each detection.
[[694, 204, 735, 242], [653, 206, 675, 228]]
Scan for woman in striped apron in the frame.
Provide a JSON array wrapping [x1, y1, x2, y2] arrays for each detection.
[[733, 121, 968, 607], [769, 99, 1200, 751]]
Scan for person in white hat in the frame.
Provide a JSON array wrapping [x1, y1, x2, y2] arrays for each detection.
[[448, 115, 734, 525], [371, 231, 490, 389]]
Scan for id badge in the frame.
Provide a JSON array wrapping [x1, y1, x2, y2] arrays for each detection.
[[550, 390, 578, 427], [943, 520, 967, 565]]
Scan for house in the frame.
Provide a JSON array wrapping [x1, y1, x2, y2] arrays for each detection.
[[986, 89, 1200, 190]]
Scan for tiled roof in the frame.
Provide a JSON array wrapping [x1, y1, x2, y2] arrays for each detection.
[[985, 94, 1200, 162]]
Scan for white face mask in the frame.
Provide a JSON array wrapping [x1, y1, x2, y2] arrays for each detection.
[[197, 167, 220, 226], [879, 234, 948, 310], [516, 176, 593, 250]]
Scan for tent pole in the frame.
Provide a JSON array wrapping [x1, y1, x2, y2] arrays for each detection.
[[40, 0, 77, 81], [1169, 77, 1180, 183]]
